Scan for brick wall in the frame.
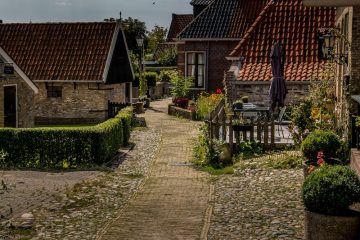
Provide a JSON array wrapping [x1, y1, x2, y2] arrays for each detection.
[[333, 7, 360, 139], [0, 75, 35, 128], [177, 40, 239, 92], [34, 82, 126, 124]]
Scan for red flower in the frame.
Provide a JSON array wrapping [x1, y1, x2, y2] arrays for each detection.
[[317, 158, 325, 166], [216, 89, 222, 94]]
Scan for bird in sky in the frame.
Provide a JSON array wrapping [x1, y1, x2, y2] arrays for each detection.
[[153, 2, 156, 5]]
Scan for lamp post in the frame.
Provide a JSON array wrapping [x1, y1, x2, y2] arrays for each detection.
[[136, 33, 145, 97]]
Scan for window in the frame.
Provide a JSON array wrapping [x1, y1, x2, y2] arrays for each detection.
[[47, 86, 62, 98], [186, 52, 205, 88]]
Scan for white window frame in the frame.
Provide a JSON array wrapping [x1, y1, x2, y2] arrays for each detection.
[[185, 51, 206, 90]]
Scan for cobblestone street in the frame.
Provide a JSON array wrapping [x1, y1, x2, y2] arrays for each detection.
[[0, 99, 305, 240], [208, 155, 304, 240]]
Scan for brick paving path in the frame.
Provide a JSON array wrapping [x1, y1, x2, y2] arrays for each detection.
[[99, 99, 210, 240]]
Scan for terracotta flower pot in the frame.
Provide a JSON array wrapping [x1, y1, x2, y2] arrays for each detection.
[[305, 210, 360, 240]]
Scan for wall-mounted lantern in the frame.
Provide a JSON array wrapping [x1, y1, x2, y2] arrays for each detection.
[[318, 28, 349, 65]]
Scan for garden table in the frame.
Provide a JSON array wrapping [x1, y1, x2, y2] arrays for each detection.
[[233, 103, 270, 121]]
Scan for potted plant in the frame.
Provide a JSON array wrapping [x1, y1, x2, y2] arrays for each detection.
[[232, 118, 253, 131], [139, 95, 150, 108], [232, 100, 243, 110], [301, 130, 342, 177], [302, 165, 360, 240], [173, 97, 189, 109]]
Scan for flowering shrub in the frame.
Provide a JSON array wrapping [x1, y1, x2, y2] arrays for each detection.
[[173, 97, 189, 109], [196, 91, 224, 120], [289, 64, 339, 145]]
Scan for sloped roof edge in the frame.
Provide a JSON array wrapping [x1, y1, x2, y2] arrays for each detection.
[[0, 47, 39, 93]]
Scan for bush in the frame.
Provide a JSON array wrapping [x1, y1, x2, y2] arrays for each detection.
[[0, 107, 133, 169], [170, 70, 193, 99], [144, 72, 157, 87], [302, 165, 360, 215], [193, 125, 231, 168], [236, 141, 263, 160], [195, 92, 224, 120], [158, 70, 174, 82], [301, 130, 341, 161], [157, 47, 177, 66]]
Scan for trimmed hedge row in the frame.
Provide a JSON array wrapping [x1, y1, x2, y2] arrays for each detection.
[[0, 107, 133, 169]]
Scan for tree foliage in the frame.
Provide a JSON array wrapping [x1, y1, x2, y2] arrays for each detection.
[[147, 25, 168, 54], [122, 17, 147, 53]]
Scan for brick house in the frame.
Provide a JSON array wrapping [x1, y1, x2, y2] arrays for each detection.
[[177, 0, 269, 93], [0, 47, 39, 128], [0, 21, 134, 125], [224, 0, 335, 105]]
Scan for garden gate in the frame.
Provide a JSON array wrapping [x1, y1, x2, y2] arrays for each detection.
[[108, 101, 130, 118]]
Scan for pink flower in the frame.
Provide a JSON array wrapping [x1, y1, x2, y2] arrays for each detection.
[[216, 89, 222, 94], [317, 150, 324, 159]]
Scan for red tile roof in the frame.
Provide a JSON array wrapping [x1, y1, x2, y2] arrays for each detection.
[[0, 22, 117, 81], [229, 0, 336, 81], [167, 14, 194, 42], [179, 0, 268, 39]]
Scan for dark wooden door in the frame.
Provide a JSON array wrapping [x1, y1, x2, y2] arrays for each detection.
[[4, 85, 16, 128]]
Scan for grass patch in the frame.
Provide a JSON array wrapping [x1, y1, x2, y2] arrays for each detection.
[[263, 151, 303, 169], [234, 151, 303, 170]]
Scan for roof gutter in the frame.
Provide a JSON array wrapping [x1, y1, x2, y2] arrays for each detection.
[[178, 38, 242, 41], [33, 80, 103, 83]]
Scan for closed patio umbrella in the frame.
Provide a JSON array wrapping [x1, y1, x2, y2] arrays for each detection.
[[269, 42, 288, 111]]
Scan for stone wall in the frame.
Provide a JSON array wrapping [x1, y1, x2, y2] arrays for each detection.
[[34, 82, 126, 124], [0, 75, 35, 128], [230, 81, 309, 105], [177, 40, 239, 93]]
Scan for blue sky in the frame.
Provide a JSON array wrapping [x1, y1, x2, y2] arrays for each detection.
[[0, 0, 192, 30]]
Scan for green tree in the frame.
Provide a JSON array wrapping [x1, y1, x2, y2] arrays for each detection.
[[147, 25, 168, 54], [121, 17, 147, 52]]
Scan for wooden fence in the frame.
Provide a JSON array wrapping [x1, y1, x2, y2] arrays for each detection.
[[108, 101, 131, 118], [206, 99, 276, 154]]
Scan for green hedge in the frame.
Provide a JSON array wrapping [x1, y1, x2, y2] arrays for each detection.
[[144, 72, 157, 87], [0, 107, 133, 169]]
